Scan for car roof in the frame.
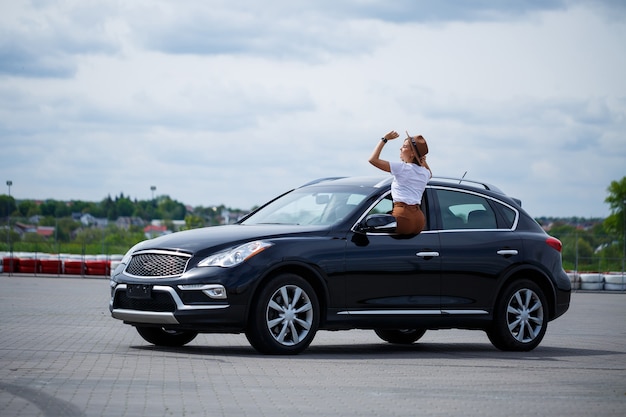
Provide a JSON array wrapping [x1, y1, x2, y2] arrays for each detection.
[[299, 176, 522, 206]]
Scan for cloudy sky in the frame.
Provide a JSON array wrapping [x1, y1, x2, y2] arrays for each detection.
[[1, 0, 625, 218]]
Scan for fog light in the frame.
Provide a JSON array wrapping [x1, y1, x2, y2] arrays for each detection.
[[203, 286, 226, 299], [178, 284, 227, 300]]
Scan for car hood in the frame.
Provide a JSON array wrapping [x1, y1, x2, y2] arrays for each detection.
[[132, 224, 329, 254]]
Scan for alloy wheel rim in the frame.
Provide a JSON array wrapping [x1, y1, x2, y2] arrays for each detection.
[[506, 288, 544, 343], [266, 284, 313, 346]]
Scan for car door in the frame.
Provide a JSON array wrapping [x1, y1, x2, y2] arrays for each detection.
[[432, 187, 522, 314], [342, 190, 442, 317]]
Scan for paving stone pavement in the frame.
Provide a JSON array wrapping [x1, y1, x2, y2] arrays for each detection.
[[0, 275, 625, 417]]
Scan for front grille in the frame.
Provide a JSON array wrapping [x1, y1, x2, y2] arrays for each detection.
[[125, 251, 191, 277], [113, 290, 176, 312]]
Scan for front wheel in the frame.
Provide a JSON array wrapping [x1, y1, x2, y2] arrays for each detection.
[[245, 274, 320, 355], [487, 280, 548, 351], [136, 327, 198, 347], [374, 328, 427, 345]]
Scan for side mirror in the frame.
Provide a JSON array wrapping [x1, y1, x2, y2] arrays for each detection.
[[357, 214, 397, 232]]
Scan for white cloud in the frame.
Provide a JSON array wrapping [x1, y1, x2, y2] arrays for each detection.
[[1, 0, 624, 218]]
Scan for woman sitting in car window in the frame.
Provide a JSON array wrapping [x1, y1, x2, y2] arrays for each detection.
[[368, 130, 432, 235]]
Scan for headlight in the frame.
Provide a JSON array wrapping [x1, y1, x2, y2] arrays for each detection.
[[198, 241, 273, 268]]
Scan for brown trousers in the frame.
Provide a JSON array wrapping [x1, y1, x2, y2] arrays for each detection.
[[392, 202, 425, 235]]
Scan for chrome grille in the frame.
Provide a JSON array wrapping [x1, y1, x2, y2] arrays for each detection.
[[125, 251, 191, 277]]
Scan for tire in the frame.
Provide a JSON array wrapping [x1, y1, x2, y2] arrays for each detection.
[[245, 274, 319, 355], [136, 327, 198, 347], [374, 328, 427, 345], [579, 273, 603, 283], [604, 274, 625, 284], [580, 282, 604, 291], [487, 280, 547, 351]]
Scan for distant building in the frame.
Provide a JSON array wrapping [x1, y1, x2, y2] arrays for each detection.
[[36, 226, 55, 238], [150, 219, 185, 232], [116, 216, 146, 230], [80, 214, 108, 228], [144, 224, 168, 239], [28, 215, 45, 224], [13, 222, 56, 239], [14, 222, 37, 234]]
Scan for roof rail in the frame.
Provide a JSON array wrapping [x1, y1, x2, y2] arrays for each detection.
[[431, 176, 504, 193]]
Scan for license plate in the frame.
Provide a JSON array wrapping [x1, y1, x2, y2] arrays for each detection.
[[127, 284, 152, 299]]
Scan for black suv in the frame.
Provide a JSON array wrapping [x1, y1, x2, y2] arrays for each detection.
[[110, 176, 570, 354]]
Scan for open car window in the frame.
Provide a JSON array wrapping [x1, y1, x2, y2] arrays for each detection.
[[364, 191, 430, 233]]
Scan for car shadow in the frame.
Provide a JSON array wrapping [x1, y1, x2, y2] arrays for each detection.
[[130, 342, 621, 360]]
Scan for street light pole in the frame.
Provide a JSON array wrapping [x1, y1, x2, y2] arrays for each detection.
[[151, 186, 156, 204], [6, 180, 13, 276], [622, 199, 625, 276]]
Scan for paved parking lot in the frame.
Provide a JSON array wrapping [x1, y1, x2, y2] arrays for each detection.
[[1, 275, 625, 417]]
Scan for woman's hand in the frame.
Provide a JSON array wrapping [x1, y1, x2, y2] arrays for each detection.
[[383, 131, 400, 141], [369, 131, 398, 173]]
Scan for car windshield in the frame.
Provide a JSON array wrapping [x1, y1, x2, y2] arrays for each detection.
[[241, 188, 368, 226]]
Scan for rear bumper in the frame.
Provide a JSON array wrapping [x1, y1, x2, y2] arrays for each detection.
[[554, 287, 571, 320]]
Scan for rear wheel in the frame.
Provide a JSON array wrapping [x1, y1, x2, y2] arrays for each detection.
[[374, 328, 427, 344], [136, 327, 198, 347], [487, 280, 547, 351], [245, 274, 319, 355]]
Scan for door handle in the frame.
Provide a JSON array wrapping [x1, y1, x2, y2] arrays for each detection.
[[497, 249, 518, 256], [416, 251, 440, 258]]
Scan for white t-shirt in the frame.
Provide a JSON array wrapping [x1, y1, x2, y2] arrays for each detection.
[[389, 161, 431, 205]]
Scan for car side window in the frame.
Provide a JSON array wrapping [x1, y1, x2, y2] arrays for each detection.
[[368, 194, 394, 215], [499, 205, 516, 229], [436, 189, 498, 230]]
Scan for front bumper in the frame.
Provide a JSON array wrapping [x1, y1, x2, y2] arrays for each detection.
[[110, 283, 246, 330]]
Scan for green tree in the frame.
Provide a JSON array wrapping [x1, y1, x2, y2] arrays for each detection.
[[99, 196, 117, 220], [38, 217, 81, 242], [561, 236, 594, 270], [183, 214, 205, 230], [23, 232, 48, 244], [74, 227, 104, 246], [0, 194, 17, 218], [39, 200, 71, 218], [603, 177, 626, 238], [116, 196, 134, 217], [18, 200, 40, 218], [70, 200, 95, 215], [157, 196, 186, 220], [102, 225, 145, 251]]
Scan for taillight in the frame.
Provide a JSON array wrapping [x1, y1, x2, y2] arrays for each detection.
[[546, 236, 562, 252]]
